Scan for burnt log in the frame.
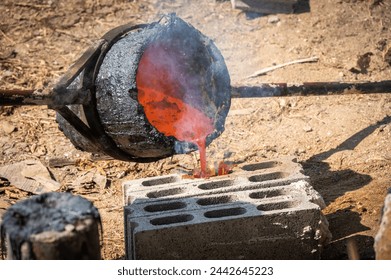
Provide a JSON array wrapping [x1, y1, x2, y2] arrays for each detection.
[[374, 191, 391, 259], [0, 192, 101, 260]]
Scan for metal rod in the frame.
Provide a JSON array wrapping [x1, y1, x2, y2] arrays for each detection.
[[2, 80, 391, 106], [0, 89, 50, 106], [0, 39, 104, 107], [0, 88, 90, 106], [231, 80, 391, 98]]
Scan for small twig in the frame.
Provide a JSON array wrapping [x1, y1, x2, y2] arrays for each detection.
[[0, 29, 16, 45], [15, 2, 51, 9], [247, 56, 319, 78], [56, 29, 77, 37]]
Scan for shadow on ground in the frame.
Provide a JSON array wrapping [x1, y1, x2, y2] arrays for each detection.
[[321, 207, 374, 260], [301, 115, 391, 259]]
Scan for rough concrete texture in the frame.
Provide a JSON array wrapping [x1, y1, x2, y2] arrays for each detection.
[[374, 193, 391, 260], [122, 157, 331, 259]]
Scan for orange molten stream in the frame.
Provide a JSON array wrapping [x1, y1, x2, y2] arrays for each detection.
[[136, 42, 214, 177]]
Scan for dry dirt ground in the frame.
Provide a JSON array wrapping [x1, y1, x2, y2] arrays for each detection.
[[1, 0, 391, 259]]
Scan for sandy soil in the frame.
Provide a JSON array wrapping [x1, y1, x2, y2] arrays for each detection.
[[1, 0, 391, 259]]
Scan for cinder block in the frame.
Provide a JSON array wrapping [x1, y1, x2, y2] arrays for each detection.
[[122, 157, 331, 259]]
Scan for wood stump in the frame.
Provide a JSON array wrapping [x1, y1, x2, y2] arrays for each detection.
[[375, 193, 391, 260], [0, 192, 101, 260]]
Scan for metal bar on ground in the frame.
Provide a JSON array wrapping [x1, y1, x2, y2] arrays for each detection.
[[0, 89, 49, 106], [2, 80, 391, 106], [0, 88, 90, 106], [231, 80, 391, 98]]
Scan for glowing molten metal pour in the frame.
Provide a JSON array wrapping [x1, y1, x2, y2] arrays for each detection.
[[136, 40, 215, 177]]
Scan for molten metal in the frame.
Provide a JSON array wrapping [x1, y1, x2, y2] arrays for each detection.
[[137, 35, 215, 177], [136, 15, 230, 176]]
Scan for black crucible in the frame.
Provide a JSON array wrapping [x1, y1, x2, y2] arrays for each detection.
[[25, 14, 231, 162], [56, 14, 231, 162]]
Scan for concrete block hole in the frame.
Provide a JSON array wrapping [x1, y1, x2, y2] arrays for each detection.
[[142, 176, 178, 186], [196, 195, 237, 206], [248, 189, 287, 199], [257, 200, 300, 212], [204, 207, 247, 218], [198, 179, 235, 190], [150, 214, 194, 226], [146, 187, 185, 198], [249, 171, 289, 182], [144, 201, 187, 212], [241, 161, 282, 171]]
